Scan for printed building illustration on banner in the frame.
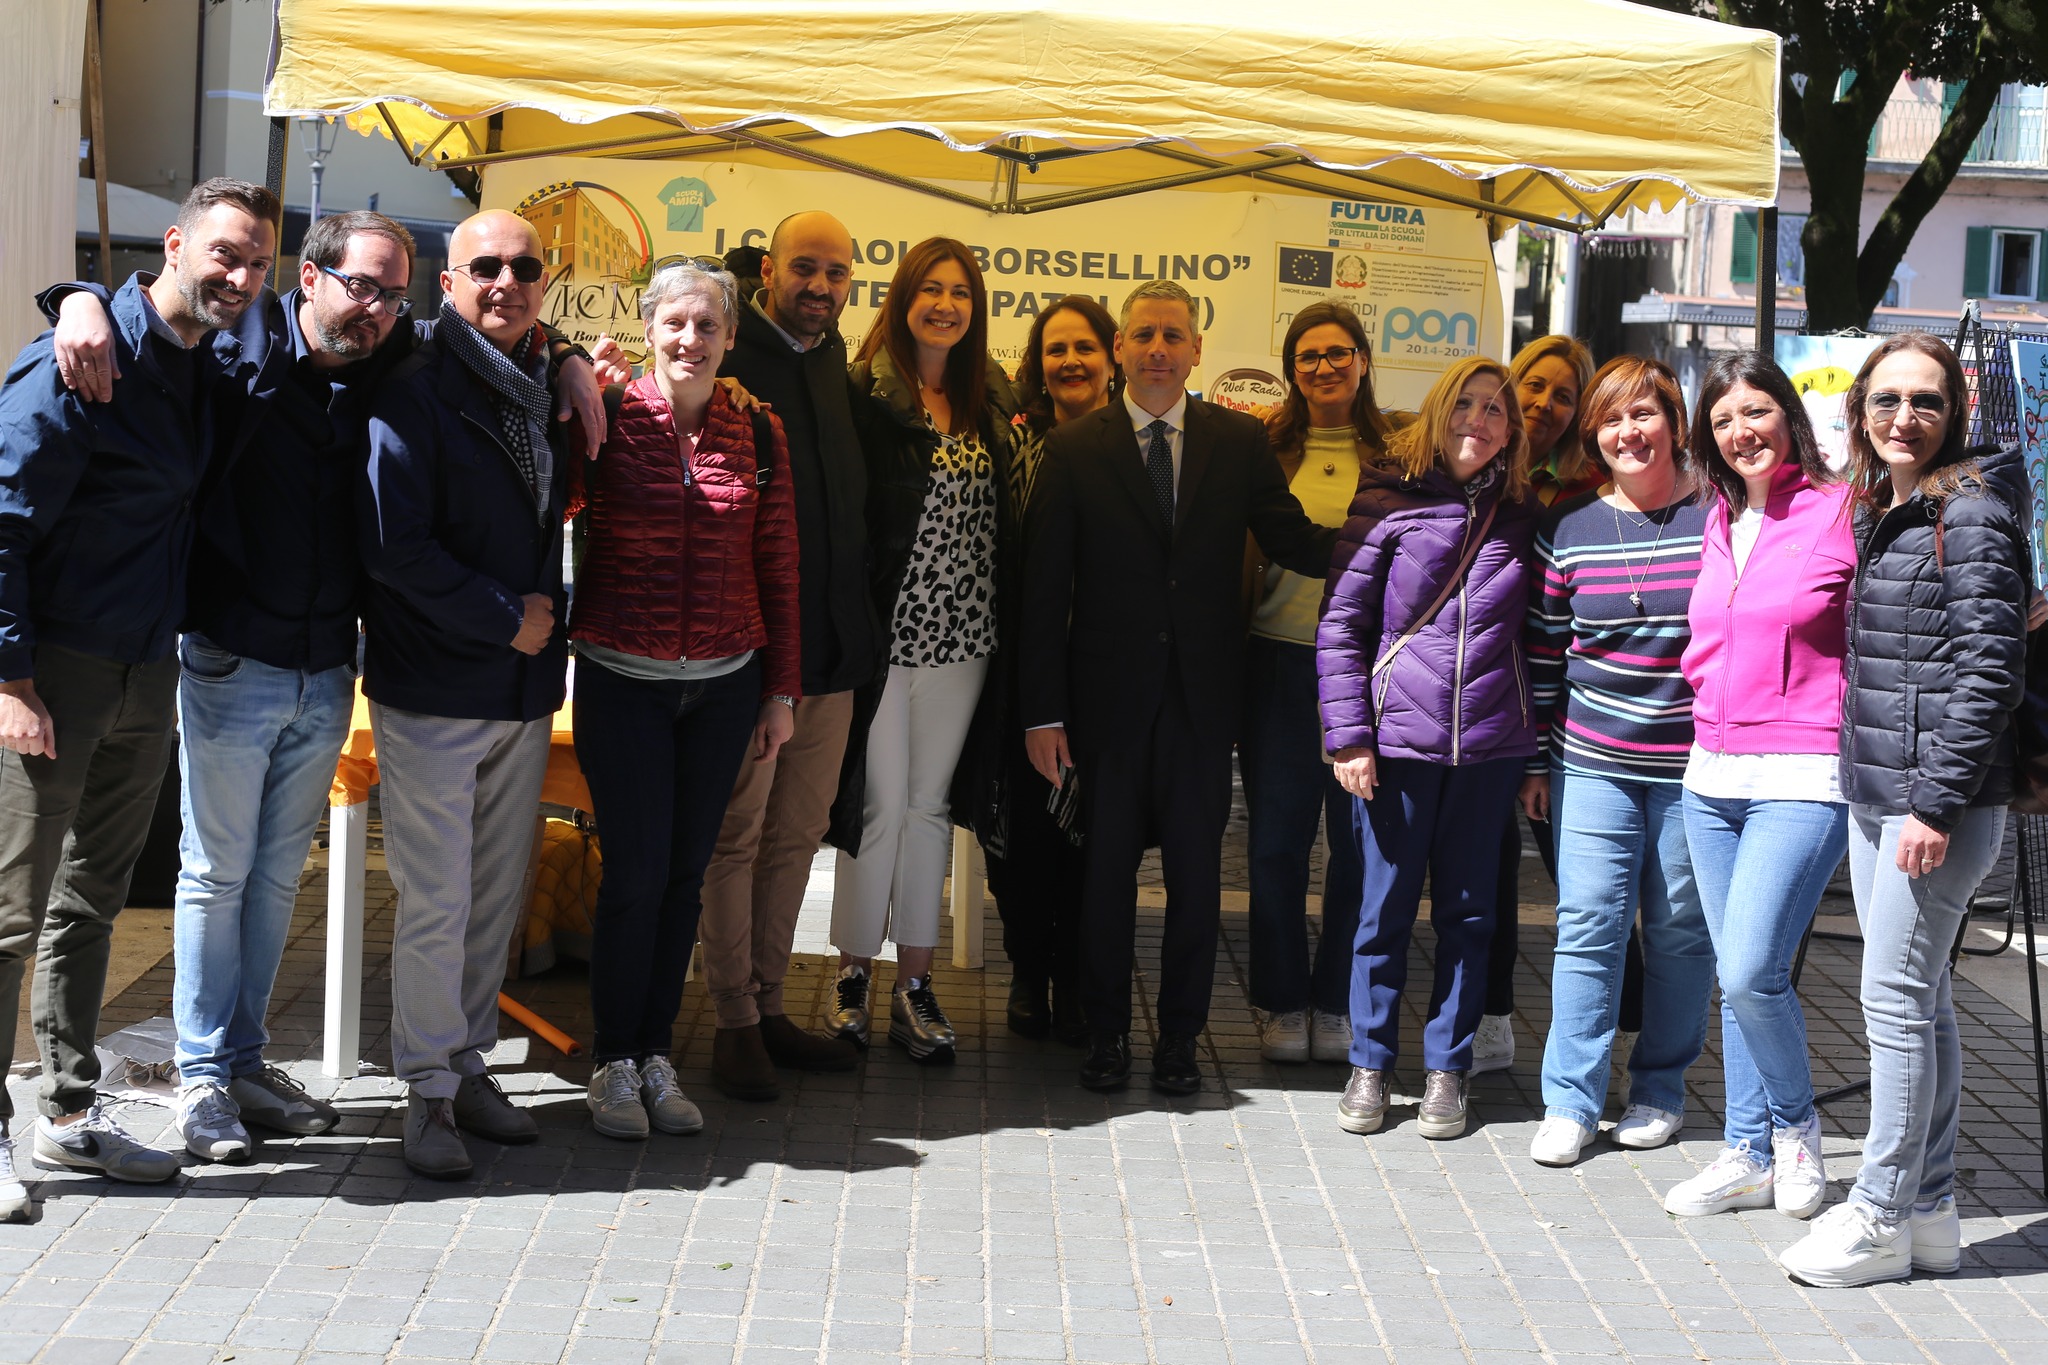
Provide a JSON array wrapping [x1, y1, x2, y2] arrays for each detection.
[[2012, 337, 2048, 590], [518, 182, 648, 285]]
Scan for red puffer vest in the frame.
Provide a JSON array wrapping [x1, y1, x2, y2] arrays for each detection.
[[566, 377, 801, 698]]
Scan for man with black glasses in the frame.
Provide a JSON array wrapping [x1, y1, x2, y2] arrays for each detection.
[[359, 211, 573, 1179]]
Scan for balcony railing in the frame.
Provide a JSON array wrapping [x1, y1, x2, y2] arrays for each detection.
[[1784, 86, 2048, 169]]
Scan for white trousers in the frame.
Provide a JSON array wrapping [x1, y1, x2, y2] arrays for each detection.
[[831, 658, 988, 956]]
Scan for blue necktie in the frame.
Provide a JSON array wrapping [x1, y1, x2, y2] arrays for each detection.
[[1145, 418, 1175, 525]]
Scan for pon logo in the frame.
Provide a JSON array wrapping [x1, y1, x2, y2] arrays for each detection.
[[1385, 308, 1477, 347]]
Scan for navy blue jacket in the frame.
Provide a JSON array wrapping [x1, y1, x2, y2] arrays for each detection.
[[0, 274, 252, 681], [359, 332, 569, 722]]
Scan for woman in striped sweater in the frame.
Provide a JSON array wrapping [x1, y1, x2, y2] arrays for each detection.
[[1522, 356, 1716, 1167]]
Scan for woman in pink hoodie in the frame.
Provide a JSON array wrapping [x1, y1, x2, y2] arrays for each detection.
[[1664, 351, 1854, 1224]]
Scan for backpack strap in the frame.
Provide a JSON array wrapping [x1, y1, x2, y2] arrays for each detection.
[[1371, 498, 1498, 679], [750, 407, 778, 489]]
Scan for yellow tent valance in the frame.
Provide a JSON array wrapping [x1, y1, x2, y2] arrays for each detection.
[[266, 0, 1780, 230]]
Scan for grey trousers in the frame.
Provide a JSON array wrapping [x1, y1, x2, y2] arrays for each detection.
[[370, 703, 550, 1099], [0, 646, 179, 1121]]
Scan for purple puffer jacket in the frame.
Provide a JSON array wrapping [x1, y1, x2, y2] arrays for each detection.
[[1316, 460, 1539, 764]]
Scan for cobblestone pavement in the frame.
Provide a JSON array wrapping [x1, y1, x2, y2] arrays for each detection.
[[4, 801, 2047, 1364]]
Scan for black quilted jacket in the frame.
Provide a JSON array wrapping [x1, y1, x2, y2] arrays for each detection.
[[1839, 443, 2029, 830]]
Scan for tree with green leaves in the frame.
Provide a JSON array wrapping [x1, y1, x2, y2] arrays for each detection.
[[1654, 2, 2046, 331]]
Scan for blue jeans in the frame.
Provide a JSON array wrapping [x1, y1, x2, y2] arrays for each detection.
[[1240, 637, 1361, 1015], [1846, 803, 2005, 1221], [172, 636, 355, 1085], [1541, 768, 1711, 1129], [1350, 755, 1520, 1071], [1683, 791, 1847, 1155]]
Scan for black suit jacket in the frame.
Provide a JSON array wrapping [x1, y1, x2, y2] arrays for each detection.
[[1019, 397, 1336, 753]]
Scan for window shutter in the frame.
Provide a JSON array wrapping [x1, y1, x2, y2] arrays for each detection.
[[1963, 226, 1991, 298], [2037, 230, 2048, 302], [1730, 210, 1758, 285]]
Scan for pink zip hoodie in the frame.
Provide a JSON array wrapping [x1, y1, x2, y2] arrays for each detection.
[[1682, 463, 1856, 755]]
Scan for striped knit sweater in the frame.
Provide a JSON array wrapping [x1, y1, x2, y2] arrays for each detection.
[[1525, 489, 1707, 782]]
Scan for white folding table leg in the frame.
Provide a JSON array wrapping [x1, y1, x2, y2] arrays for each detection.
[[949, 825, 985, 969], [321, 798, 368, 1078]]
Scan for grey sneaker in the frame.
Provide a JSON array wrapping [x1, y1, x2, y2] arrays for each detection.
[[587, 1059, 650, 1141], [229, 1065, 340, 1136], [33, 1103, 179, 1183], [1309, 1010, 1351, 1064], [1471, 1014, 1516, 1074], [1417, 1069, 1469, 1139], [829, 966, 872, 1046], [1, 1124, 32, 1223], [1257, 1010, 1310, 1063], [1337, 1067, 1387, 1134], [638, 1055, 703, 1135], [174, 1081, 252, 1163], [889, 979, 957, 1063], [451, 1072, 538, 1145], [403, 1095, 472, 1180]]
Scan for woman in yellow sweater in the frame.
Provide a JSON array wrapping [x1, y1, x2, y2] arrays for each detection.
[[1243, 301, 1393, 1063]]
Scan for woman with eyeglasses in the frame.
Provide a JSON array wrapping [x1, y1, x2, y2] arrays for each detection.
[[1662, 351, 1852, 1222], [824, 237, 1018, 1064], [566, 258, 799, 1141], [982, 295, 1119, 1043], [1524, 356, 1712, 1169], [1243, 302, 1390, 1066], [1780, 334, 2027, 1287], [1317, 357, 1537, 1140]]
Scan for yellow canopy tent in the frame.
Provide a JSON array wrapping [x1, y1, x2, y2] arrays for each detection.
[[263, 0, 1780, 234]]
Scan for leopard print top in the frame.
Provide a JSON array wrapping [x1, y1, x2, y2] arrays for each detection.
[[889, 422, 998, 667]]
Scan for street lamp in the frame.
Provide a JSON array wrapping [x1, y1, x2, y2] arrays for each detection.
[[296, 116, 340, 224]]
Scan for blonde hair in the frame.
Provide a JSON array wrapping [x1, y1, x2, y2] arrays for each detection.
[[1509, 333, 1595, 482], [1390, 357, 1530, 498]]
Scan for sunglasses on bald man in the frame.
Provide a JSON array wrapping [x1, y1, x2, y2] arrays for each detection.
[[453, 255, 545, 284]]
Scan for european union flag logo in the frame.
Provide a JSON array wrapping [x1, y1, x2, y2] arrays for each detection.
[[1278, 247, 1332, 288]]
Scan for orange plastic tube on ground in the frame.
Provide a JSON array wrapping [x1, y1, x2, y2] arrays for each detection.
[[498, 993, 584, 1057]]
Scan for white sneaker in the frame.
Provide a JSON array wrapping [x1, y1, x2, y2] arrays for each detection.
[[1664, 1141, 1773, 1216], [1309, 1011, 1351, 1063], [587, 1059, 650, 1141], [174, 1081, 252, 1163], [1772, 1114, 1827, 1220], [637, 1055, 703, 1136], [1257, 1010, 1310, 1063], [1529, 1115, 1593, 1166], [1909, 1195, 1963, 1273], [1471, 1014, 1516, 1074], [1612, 1104, 1682, 1150], [1780, 1201, 1912, 1287], [0, 1124, 30, 1223]]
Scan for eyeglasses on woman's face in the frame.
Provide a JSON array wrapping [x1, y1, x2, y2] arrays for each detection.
[[1292, 345, 1360, 374]]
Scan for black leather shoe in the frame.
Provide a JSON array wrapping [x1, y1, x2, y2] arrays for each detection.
[[1007, 975, 1052, 1039], [1078, 1032, 1132, 1090], [1151, 1032, 1202, 1096], [1051, 980, 1089, 1047]]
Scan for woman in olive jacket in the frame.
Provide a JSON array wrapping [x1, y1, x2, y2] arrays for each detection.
[[821, 237, 1019, 1066], [1780, 332, 2028, 1289]]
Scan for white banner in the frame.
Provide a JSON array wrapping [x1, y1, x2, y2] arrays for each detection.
[[482, 156, 1505, 411]]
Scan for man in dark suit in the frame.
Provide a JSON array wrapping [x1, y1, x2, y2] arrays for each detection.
[[1021, 280, 1337, 1095]]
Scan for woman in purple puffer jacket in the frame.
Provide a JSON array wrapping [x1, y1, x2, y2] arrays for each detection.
[[1316, 356, 1539, 1141]]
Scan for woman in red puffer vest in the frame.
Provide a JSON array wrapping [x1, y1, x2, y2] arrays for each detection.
[[564, 257, 800, 1143]]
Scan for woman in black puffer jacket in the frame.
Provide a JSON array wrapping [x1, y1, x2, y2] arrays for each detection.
[[1780, 333, 2028, 1289]]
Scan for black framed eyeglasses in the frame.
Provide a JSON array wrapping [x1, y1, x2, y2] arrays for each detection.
[[1865, 390, 1948, 420], [1292, 345, 1361, 373], [317, 264, 414, 316], [453, 254, 545, 284]]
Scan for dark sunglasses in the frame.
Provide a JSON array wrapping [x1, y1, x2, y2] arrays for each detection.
[[453, 255, 544, 284], [1865, 390, 1948, 420]]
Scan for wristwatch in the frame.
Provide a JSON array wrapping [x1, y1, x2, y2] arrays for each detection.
[[767, 694, 797, 708]]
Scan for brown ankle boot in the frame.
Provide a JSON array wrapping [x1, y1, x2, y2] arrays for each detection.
[[758, 1013, 859, 1072], [712, 1025, 779, 1101]]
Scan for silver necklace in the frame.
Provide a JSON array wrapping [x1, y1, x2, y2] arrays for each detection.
[[1612, 496, 1672, 612]]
